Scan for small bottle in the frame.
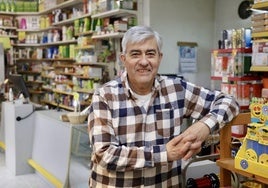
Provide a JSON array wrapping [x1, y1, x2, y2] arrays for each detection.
[[9, 88, 14, 102], [0, 0, 6, 12]]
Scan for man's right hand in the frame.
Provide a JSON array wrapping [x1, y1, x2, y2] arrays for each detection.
[[166, 134, 197, 161]]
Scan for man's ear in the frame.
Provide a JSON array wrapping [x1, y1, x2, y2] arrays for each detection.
[[159, 52, 163, 60], [120, 54, 126, 65]]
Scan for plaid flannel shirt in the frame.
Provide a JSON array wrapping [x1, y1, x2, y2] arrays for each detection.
[[88, 71, 239, 187]]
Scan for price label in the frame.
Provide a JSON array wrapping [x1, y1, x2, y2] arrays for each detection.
[[73, 92, 79, 101]]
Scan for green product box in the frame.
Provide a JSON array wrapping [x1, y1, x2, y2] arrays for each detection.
[[16, 1, 24, 12], [69, 44, 75, 59]]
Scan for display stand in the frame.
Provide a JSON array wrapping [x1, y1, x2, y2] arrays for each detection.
[[0, 102, 5, 150], [3, 101, 35, 175]]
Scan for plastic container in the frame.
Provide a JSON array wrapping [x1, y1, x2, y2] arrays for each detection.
[[67, 112, 87, 124], [262, 78, 268, 88]]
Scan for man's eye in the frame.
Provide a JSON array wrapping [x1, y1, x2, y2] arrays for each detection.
[[130, 53, 140, 57], [146, 52, 156, 57]]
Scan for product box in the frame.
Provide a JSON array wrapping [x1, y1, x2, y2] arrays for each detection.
[[114, 20, 128, 32], [235, 98, 268, 178], [252, 52, 268, 66], [88, 67, 102, 79], [251, 13, 268, 21]]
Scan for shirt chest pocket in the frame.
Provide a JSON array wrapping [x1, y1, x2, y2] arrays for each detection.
[[156, 109, 175, 137]]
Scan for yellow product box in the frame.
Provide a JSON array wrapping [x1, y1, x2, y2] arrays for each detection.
[[235, 99, 268, 179], [38, 2, 44, 12]]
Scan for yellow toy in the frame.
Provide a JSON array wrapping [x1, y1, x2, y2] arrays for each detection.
[[245, 149, 258, 162], [235, 97, 268, 178], [246, 123, 264, 141], [250, 102, 262, 123], [259, 154, 268, 166], [258, 126, 268, 145]]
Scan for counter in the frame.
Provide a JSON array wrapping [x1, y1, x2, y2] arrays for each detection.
[[0, 102, 90, 188]]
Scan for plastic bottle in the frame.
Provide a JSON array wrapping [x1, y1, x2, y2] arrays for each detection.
[[10, 0, 16, 12], [5, 0, 10, 12], [0, 0, 6, 12], [9, 88, 14, 102]]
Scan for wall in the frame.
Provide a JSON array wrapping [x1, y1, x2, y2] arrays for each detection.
[[214, 0, 251, 48], [144, 0, 251, 89]]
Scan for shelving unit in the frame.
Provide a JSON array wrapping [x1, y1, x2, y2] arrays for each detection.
[[211, 48, 262, 111], [216, 112, 268, 186], [215, 2, 268, 186], [0, 0, 142, 111], [251, 2, 268, 74]]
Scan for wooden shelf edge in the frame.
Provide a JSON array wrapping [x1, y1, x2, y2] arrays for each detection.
[[216, 158, 268, 184], [250, 65, 268, 72]]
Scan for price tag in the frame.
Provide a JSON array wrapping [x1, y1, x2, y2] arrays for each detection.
[[222, 75, 228, 83], [73, 92, 79, 101]]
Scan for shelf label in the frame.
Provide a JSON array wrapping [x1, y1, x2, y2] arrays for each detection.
[[222, 75, 228, 83], [73, 92, 79, 101]]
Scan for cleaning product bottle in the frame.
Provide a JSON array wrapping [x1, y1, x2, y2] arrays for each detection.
[[9, 88, 14, 102]]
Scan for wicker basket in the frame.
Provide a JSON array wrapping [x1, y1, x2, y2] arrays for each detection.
[[67, 112, 88, 124]]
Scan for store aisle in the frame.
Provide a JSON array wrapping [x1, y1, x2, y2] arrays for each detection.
[[0, 150, 90, 188]]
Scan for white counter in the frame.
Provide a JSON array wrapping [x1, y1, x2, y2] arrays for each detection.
[[0, 102, 90, 188]]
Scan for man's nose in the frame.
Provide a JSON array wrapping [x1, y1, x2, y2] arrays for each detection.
[[139, 54, 149, 65]]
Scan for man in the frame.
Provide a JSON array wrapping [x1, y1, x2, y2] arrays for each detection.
[[88, 25, 239, 187]]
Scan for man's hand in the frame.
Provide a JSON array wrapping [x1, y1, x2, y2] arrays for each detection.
[[166, 133, 196, 161], [180, 121, 210, 160], [166, 121, 210, 161]]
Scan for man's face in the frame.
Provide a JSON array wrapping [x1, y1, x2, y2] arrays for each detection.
[[120, 38, 162, 94]]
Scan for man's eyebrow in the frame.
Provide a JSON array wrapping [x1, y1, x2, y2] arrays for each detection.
[[128, 49, 157, 53]]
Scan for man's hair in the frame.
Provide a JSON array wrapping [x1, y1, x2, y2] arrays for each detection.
[[121, 25, 163, 54]]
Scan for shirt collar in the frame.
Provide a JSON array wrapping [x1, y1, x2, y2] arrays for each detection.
[[120, 71, 162, 98]]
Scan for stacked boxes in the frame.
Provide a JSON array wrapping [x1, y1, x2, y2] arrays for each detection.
[[235, 97, 268, 178], [251, 13, 268, 67], [252, 13, 268, 33]]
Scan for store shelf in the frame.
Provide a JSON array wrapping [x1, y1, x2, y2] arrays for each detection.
[[42, 100, 74, 111], [210, 76, 261, 81], [252, 2, 268, 9], [16, 58, 75, 62], [216, 158, 268, 184], [92, 32, 125, 39], [52, 12, 92, 27], [252, 31, 268, 38], [211, 48, 252, 53], [91, 9, 137, 19], [0, 26, 17, 30], [0, 34, 17, 38], [250, 65, 268, 72], [74, 45, 95, 50]]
